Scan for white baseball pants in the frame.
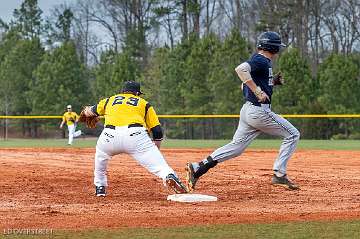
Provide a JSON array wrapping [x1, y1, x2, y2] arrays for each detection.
[[94, 126, 175, 187], [67, 124, 82, 145]]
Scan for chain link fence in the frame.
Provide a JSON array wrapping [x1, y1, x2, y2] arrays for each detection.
[[1, 116, 360, 140]]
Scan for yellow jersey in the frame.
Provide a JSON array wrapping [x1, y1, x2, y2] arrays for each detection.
[[62, 112, 79, 126], [95, 93, 160, 129]]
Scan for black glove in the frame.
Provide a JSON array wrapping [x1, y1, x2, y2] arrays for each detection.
[[273, 72, 284, 85]]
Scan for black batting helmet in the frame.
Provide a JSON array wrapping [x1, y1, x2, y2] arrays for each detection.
[[257, 31, 286, 54], [122, 81, 143, 95]]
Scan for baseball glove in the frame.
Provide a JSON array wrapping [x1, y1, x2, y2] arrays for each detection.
[[79, 106, 99, 128], [273, 72, 284, 85]]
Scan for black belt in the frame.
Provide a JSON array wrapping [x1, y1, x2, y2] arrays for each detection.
[[105, 123, 143, 129], [248, 101, 271, 107]]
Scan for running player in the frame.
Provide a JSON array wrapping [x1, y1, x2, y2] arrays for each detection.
[[186, 31, 300, 191], [60, 105, 82, 145], [82, 81, 188, 196]]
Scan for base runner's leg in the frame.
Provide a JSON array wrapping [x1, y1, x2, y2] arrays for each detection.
[[188, 127, 260, 185], [191, 103, 260, 177], [185, 103, 261, 191], [211, 103, 262, 163], [253, 110, 300, 175], [211, 127, 260, 163]]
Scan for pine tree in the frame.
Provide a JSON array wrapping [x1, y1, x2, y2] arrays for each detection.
[[209, 29, 251, 114], [12, 0, 43, 39], [316, 53, 360, 138], [318, 53, 360, 114], [183, 33, 220, 114], [0, 28, 22, 114], [30, 41, 88, 115], [207, 29, 251, 138], [0, 38, 44, 115], [275, 47, 321, 138], [160, 41, 192, 114], [92, 50, 140, 101], [141, 47, 170, 109], [273, 47, 313, 114]]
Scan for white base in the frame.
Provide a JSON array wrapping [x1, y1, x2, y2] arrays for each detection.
[[167, 193, 218, 203]]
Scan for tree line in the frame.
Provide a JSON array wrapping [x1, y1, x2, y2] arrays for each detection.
[[0, 0, 359, 139]]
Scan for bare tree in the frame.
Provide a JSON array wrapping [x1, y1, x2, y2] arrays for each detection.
[[179, 0, 189, 40], [217, 0, 259, 43], [203, 0, 217, 35], [94, 0, 157, 66], [152, 0, 181, 48], [63, 0, 360, 67], [308, 0, 325, 68], [71, 0, 119, 65]]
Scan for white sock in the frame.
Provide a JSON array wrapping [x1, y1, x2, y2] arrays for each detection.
[[192, 162, 200, 172], [274, 170, 285, 177]]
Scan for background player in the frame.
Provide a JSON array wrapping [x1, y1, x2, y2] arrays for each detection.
[[59, 105, 82, 145], [81, 81, 188, 196], [186, 31, 300, 191]]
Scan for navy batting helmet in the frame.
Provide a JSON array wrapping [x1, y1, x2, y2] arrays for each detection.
[[257, 31, 286, 54]]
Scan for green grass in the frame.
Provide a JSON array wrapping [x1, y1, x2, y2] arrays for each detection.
[[0, 138, 359, 150], [163, 139, 360, 150], [4, 220, 360, 239], [0, 138, 96, 148]]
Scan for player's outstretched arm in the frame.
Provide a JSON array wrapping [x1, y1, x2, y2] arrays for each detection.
[[154, 140, 161, 149], [79, 106, 99, 128], [151, 125, 163, 149], [59, 120, 65, 129], [235, 62, 269, 102]]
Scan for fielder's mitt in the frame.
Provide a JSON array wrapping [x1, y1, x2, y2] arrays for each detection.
[[273, 72, 284, 85], [79, 106, 99, 128]]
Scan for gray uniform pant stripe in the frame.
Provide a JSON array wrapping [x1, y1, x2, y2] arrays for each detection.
[[210, 102, 300, 175]]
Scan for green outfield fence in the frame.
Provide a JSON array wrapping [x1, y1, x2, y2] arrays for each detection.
[[1, 114, 360, 140]]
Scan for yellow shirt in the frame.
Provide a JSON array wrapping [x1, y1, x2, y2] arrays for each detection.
[[96, 93, 160, 129], [62, 112, 79, 126]]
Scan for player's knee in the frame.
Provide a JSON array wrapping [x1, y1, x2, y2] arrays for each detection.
[[288, 130, 300, 143], [231, 137, 246, 145], [95, 149, 110, 161], [284, 129, 300, 143], [293, 129, 300, 141]]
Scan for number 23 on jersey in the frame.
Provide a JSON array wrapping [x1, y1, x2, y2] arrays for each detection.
[[112, 96, 139, 107]]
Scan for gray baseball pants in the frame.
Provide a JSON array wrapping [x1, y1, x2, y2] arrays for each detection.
[[210, 102, 300, 175]]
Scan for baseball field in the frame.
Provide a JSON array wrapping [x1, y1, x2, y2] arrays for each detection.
[[1, 139, 360, 238]]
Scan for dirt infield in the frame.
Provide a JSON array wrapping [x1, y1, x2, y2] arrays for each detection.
[[1, 147, 360, 230]]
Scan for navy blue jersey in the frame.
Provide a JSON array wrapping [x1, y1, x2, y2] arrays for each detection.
[[242, 53, 273, 104]]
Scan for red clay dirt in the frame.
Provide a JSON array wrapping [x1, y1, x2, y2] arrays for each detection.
[[0, 147, 360, 230]]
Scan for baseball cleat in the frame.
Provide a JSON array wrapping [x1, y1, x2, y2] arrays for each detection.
[[271, 174, 299, 190], [95, 186, 106, 197], [185, 162, 199, 192], [165, 174, 188, 194]]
